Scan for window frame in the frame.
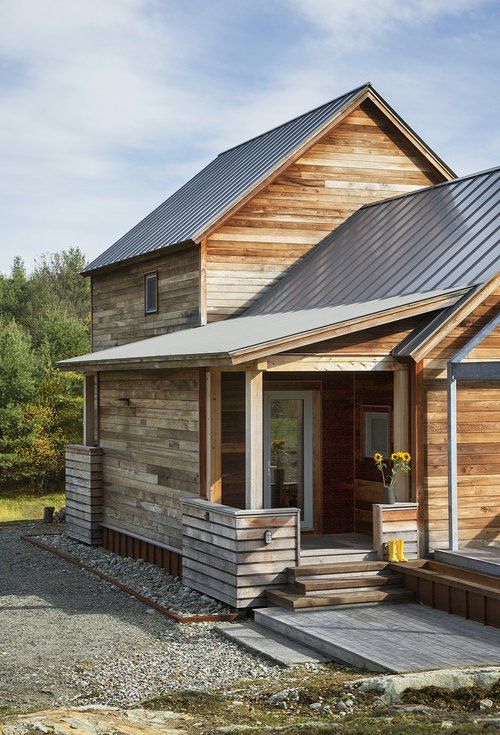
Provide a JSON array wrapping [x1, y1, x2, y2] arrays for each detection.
[[362, 406, 391, 458], [144, 270, 159, 315]]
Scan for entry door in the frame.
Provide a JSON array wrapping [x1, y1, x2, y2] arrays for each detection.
[[264, 391, 313, 529]]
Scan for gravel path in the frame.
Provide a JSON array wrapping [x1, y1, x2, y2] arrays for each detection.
[[36, 533, 231, 616], [0, 523, 281, 713]]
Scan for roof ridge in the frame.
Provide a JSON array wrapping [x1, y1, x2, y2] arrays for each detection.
[[218, 83, 371, 156], [359, 164, 500, 213]]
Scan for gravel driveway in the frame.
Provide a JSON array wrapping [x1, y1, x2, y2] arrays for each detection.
[[0, 523, 280, 713]]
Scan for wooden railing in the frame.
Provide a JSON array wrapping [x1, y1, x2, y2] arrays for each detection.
[[181, 499, 300, 608]]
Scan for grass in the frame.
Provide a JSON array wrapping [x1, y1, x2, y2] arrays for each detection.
[[141, 666, 500, 735], [0, 488, 65, 523]]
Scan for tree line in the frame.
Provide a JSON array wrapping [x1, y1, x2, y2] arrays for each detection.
[[0, 249, 90, 492]]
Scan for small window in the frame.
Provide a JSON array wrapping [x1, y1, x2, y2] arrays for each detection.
[[144, 272, 158, 314], [364, 410, 390, 457]]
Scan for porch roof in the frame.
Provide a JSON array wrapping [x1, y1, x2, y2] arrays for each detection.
[[59, 287, 467, 370]]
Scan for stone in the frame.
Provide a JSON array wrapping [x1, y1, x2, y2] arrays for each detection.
[[480, 699, 494, 710], [309, 702, 322, 710], [357, 667, 500, 704], [336, 700, 347, 710], [441, 722, 454, 729]]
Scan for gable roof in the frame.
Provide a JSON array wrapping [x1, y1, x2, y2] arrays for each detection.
[[59, 288, 464, 370], [83, 82, 454, 275], [248, 166, 500, 315]]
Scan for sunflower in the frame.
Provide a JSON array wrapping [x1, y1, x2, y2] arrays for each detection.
[[373, 452, 383, 463], [402, 452, 411, 462], [391, 452, 399, 462]]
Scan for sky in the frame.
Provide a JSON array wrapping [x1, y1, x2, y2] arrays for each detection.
[[1, 0, 499, 272]]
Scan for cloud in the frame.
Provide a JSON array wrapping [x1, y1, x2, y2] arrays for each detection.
[[0, 0, 498, 271]]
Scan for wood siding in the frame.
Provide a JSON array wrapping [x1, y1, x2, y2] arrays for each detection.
[[98, 368, 200, 551], [422, 290, 500, 551], [92, 246, 201, 351], [205, 100, 444, 321]]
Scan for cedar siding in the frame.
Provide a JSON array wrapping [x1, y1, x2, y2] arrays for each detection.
[[98, 368, 200, 550], [92, 246, 201, 351], [422, 288, 500, 551], [205, 100, 445, 322]]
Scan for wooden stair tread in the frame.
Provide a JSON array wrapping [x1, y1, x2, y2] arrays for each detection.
[[267, 586, 414, 609], [295, 573, 402, 592], [290, 561, 389, 577]]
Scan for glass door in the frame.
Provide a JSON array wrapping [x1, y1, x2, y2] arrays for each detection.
[[263, 391, 313, 529]]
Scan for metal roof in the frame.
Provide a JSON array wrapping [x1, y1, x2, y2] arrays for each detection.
[[83, 82, 454, 274], [249, 167, 500, 315], [59, 288, 465, 368]]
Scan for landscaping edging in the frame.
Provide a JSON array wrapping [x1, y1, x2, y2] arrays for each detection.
[[21, 534, 239, 624]]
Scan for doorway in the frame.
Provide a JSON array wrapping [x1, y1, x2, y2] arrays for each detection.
[[263, 391, 313, 529]]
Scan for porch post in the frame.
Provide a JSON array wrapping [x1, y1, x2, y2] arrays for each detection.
[[83, 373, 97, 447], [447, 363, 459, 550], [206, 368, 222, 503], [245, 369, 263, 509], [393, 365, 410, 501]]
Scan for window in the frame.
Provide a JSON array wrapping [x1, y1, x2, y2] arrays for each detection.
[[144, 272, 158, 314], [364, 410, 390, 457]]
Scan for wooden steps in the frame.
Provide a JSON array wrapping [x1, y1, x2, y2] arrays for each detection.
[[265, 560, 414, 610]]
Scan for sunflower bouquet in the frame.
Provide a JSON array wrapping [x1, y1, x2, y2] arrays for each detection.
[[374, 451, 411, 504]]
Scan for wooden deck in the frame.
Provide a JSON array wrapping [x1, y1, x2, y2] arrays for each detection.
[[254, 603, 500, 673], [435, 547, 500, 577]]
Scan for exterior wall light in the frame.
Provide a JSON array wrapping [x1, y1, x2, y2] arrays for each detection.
[[264, 530, 273, 545]]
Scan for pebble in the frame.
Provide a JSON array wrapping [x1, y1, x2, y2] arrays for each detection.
[[309, 702, 322, 710], [480, 699, 494, 710], [38, 534, 232, 617]]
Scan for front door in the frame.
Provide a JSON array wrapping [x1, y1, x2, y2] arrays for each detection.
[[263, 391, 313, 529]]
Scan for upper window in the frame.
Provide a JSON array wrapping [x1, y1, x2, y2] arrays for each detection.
[[144, 272, 158, 314], [363, 410, 390, 458]]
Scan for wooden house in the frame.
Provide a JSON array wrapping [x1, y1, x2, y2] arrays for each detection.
[[60, 83, 500, 615]]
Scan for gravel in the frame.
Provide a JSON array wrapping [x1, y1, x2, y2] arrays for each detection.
[[0, 523, 282, 713], [36, 533, 232, 617]]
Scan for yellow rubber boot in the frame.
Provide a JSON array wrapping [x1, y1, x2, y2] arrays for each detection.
[[396, 538, 408, 562], [388, 539, 399, 562]]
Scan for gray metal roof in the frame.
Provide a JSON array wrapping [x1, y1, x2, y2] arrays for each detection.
[[84, 84, 367, 273], [83, 82, 454, 274], [249, 167, 500, 315], [59, 288, 465, 368]]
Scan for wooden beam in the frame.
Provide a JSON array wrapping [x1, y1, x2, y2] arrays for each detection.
[[393, 366, 410, 501], [410, 360, 426, 552], [83, 373, 97, 447], [447, 362, 459, 551], [266, 355, 397, 372], [199, 239, 208, 326], [245, 369, 263, 509], [206, 368, 222, 503], [198, 367, 207, 498]]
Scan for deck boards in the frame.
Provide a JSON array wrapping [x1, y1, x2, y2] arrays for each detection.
[[254, 603, 500, 672]]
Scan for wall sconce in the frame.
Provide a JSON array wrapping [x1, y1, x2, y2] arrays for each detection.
[[118, 397, 131, 406], [204, 511, 210, 521], [264, 530, 273, 545]]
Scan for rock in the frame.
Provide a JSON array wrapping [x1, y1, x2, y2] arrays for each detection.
[[344, 698, 354, 707], [268, 690, 289, 704], [309, 702, 322, 710], [441, 722, 454, 730], [356, 667, 500, 704], [480, 699, 494, 710], [388, 705, 434, 715], [336, 700, 347, 710]]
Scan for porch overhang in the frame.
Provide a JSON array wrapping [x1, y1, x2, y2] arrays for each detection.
[[58, 288, 466, 373]]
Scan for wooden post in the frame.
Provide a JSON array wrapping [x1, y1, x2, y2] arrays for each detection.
[[393, 365, 410, 501], [83, 374, 97, 447], [245, 369, 263, 509], [206, 368, 222, 503], [447, 363, 459, 550]]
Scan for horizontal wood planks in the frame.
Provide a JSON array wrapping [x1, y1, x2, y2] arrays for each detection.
[[182, 499, 300, 608], [92, 246, 201, 351], [65, 445, 103, 545], [99, 368, 200, 550], [422, 289, 500, 551], [373, 503, 419, 560], [205, 100, 443, 321]]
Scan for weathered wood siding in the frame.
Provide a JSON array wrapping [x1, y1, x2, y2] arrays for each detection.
[[65, 445, 103, 545], [205, 100, 444, 321], [98, 368, 199, 551], [92, 246, 200, 351], [373, 503, 419, 560], [422, 290, 500, 551], [182, 499, 300, 608]]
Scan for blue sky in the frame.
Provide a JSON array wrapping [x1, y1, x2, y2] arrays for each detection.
[[1, 0, 499, 271]]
